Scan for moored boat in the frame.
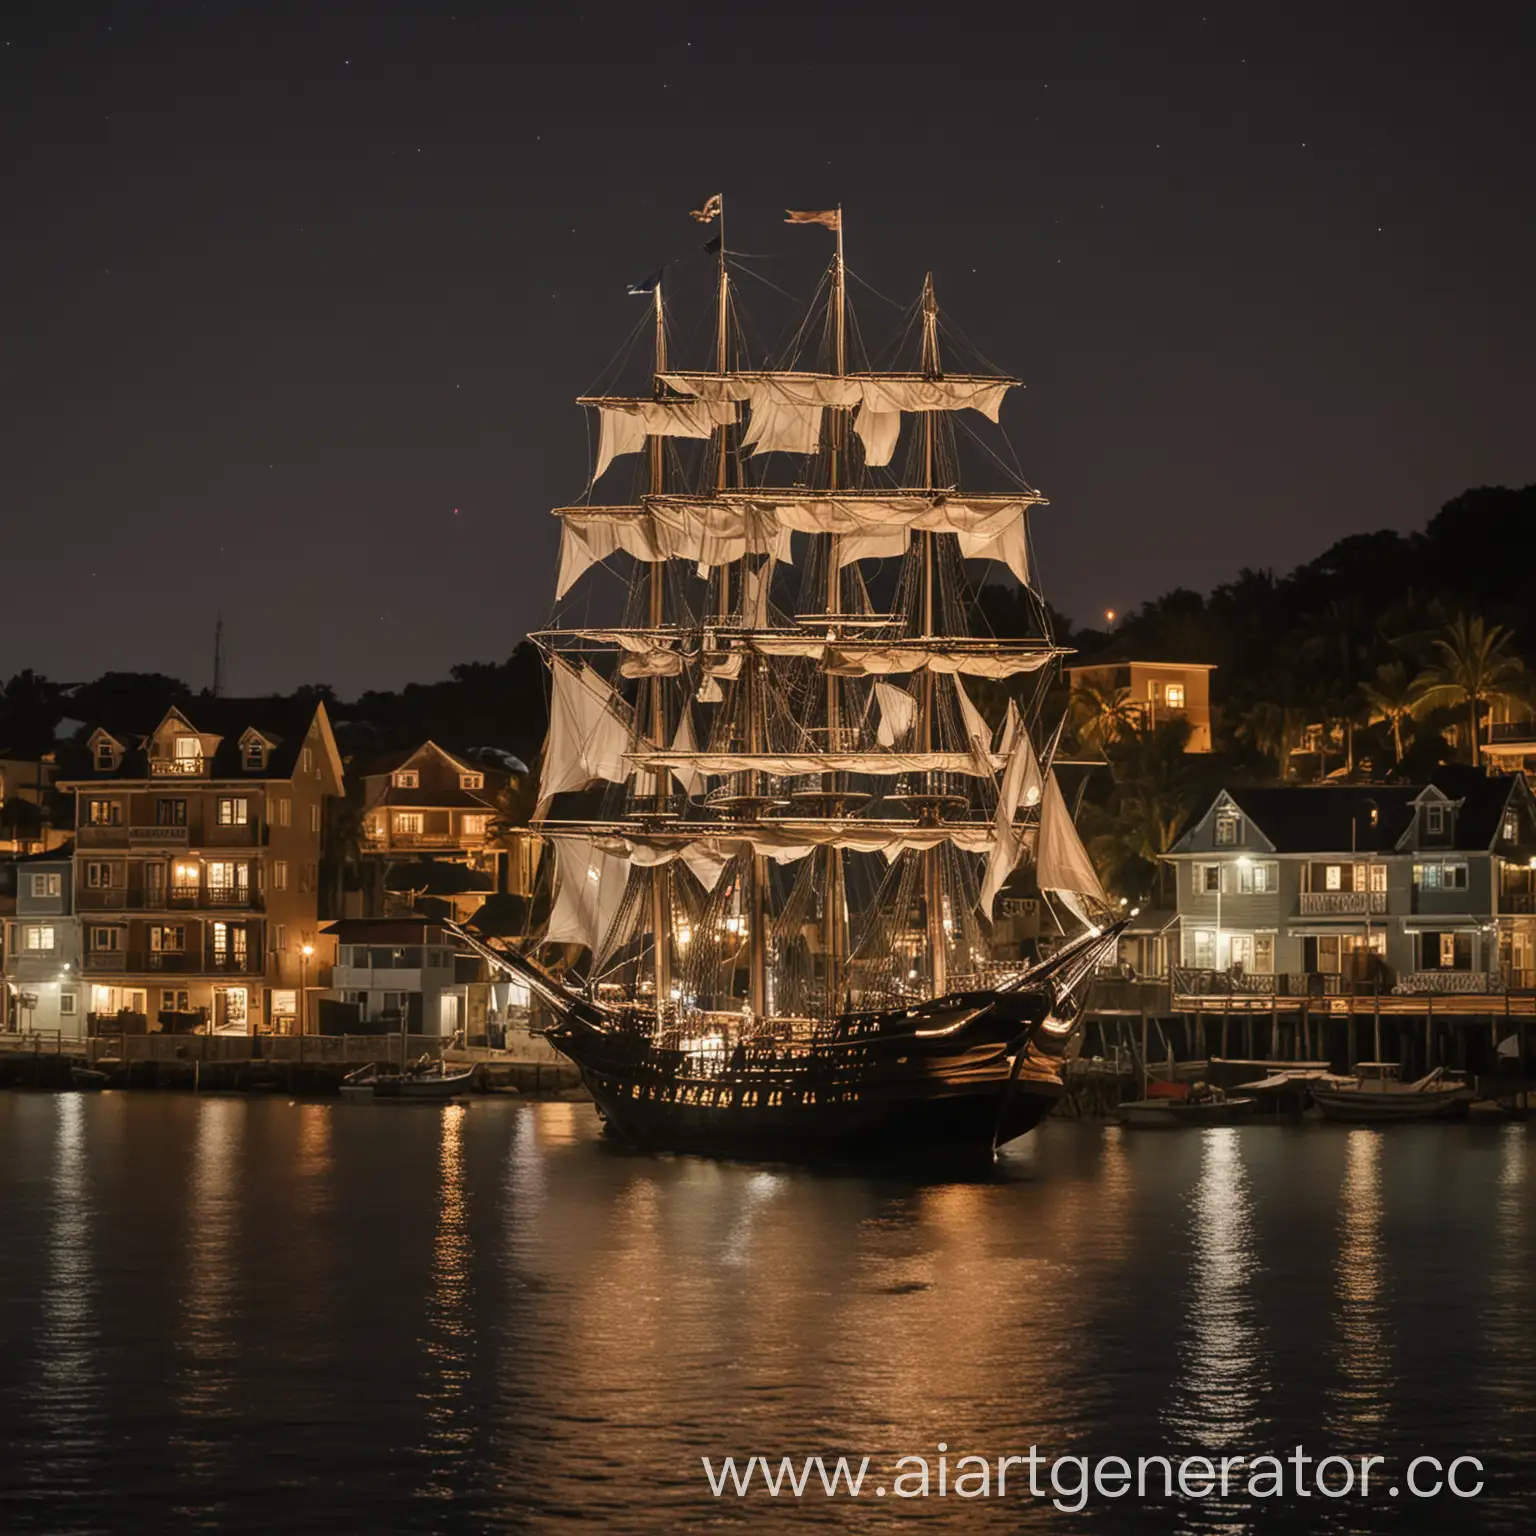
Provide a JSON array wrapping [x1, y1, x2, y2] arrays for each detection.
[[71, 1065, 109, 1091], [1119, 1086, 1257, 1128], [1310, 1065, 1473, 1123]]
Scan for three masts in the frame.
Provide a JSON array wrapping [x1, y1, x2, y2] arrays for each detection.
[[531, 201, 1106, 1036]]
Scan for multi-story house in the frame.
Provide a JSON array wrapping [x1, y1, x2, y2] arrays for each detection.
[[359, 741, 540, 919], [4, 847, 82, 1037], [1064, 651, 1216, 751], [1166, 767, 1536, 994], [1484, 701, 1536, 777], [57, 700, 343, 1034], [0, 753, 65, 854]]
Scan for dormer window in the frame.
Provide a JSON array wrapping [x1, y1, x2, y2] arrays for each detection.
[[94, 740, 120, 771], [394, 770, 419, 789], [243, 740, 268, 772], [460, 772, 483, 790], [1503, 809, 1519, 842], [1425, 804, 1445, 836], [1214, 810, 1241, 846]]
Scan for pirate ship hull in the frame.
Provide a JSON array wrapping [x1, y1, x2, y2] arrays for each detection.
[[466, 931, 1115, 1164], [562, 1007, 1066, 1162]]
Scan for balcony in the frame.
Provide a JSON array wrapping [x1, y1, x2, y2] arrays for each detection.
[[376, 831, 466, 850], [1298, 890, 1388, 916], [1501, 892, 1536, 914], [1487, 721, 1536, 746], [85, 949, 263, 976], [77, 825, 129, 848], [149, 756, 207, 777]]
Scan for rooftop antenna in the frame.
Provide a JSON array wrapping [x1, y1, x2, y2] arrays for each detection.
[[212, 610, 225, 697]]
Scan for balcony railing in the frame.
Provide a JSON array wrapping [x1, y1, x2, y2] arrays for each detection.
[[85, 949, 263, 976], [128, 825, 189, 845], [77, 825, 128, 847], [1392, 971, 1503, 995], [1298, 890, 1388, 915], [1500, 892, 1536, 914], [149, 756, 207, 776], [80, 885, 263, 911], [1487, 721, 1536, 745], [1172, 968, 1350, 997], [373, 831, 465, 849]]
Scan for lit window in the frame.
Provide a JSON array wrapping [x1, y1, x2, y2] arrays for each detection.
[[149, 926, 186, 953], [86, 799, 121, 827], [395, 811, 424, 835], [1214, 810, 1241, 846], [1439, 933, 1457, 968], [1503, 810, 1519, 842], [394, 770, 419, 789], [23, 924, 55, 951], [1325, 865, 1342, 891], [1370, 864, 1388, 892], [460, 772, 484, 790], [309, 804, 321, 834], [29, 873, 60, 898], [462, 813, 489, 837], [244, 740, 268, 771], [300, 747, 314, 775], [1237, 862, 1277, 894], [217, 797, 249, 826], [1165, 683, 1186, 710]]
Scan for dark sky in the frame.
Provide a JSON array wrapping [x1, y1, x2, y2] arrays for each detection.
[[3, 1, 1533, 697]]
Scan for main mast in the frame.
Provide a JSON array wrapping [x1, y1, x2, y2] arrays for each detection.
[[648, 281, 671, 1011], [919, 273, 947, 996], [822, 208, 848, 1017]]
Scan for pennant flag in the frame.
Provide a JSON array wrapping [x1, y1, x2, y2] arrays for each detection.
[[785, 208, 840, 231], [701, 234, 722, 255], [690, 193, 722, 223], [626, 268, 664, 296]]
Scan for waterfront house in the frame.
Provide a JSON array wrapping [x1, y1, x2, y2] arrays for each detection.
[[1165, 766, 1536, 995], [321, 916, 530, 1041], [1484, 701, 1536, 776], [56, 700, 343, 1034], [359, 741, 540, 919], [1063, 651, 1215, 751], [4, 846, 81, 1037]]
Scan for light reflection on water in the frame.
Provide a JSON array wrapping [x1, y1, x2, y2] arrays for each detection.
[[0, 1097, 1533, 1534]]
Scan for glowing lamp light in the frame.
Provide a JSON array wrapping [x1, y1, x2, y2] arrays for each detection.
[[676, 925, 692, 947], [301, 943, 315, 958], [1130, 906, 1141, 918], [1105, 609, 1116, 625]]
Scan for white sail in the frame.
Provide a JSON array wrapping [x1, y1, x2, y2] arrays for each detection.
[[1036, 771, 1107, 907], [874, 681, 919, 746], [589, 399, 739, 481], [536, 657, 633, 812], [979, 726, 1045, 920], [546, 835, 632, 956]]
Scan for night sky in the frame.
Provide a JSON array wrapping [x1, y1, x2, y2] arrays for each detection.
[[3, 1, 1532, 698]]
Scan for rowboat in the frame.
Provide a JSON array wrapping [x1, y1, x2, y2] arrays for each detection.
[[1310, 1066, 1473, 1123], [1119, 1091, 1257, 1128]]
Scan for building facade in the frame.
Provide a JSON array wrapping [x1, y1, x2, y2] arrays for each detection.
[[1064, 654, 1216, 751], [57, 701, 344, 1034], [322, 917, 529, 1040], [5, 849, 82, 1037], [359, 741, 540, 919], [1166, 768, 1536, 994]]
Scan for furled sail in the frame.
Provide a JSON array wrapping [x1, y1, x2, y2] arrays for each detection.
[[536, 657, 634, 812], [634, 750, 1004, 778]]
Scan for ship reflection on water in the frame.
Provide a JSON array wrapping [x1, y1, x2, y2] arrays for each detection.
[[0, 1095, 1532, 1533]]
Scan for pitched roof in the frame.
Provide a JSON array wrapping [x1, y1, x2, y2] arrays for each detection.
[[59, 699, 340, 786], [1066, 647, 1216, 672], [1173, 769, 1521, 855]]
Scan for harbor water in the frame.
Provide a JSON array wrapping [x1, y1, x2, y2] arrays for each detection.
[[0, 1092, 1531, 1532]]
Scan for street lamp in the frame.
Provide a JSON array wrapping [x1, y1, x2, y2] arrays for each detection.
[[299, 942, 315, 1035]]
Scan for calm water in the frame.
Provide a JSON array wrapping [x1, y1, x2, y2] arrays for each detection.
[[1, 1093, 1532, 1533]]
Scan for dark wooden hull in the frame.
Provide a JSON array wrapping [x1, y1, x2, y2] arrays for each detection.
[[550, 988, 1070, 1164]]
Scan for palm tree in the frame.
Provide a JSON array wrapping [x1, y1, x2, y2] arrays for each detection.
[[1360, 661, 1423, 764], [1412, 615, 1529, 766], [1071, 678, 1136, 752]]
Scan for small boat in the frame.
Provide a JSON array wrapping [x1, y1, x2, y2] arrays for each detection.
[[339, 1063, 381, 1099], [1119, 1083, 1256, 1128], [372, 1057, 475, 1100], [1310, 1065, 1473, 1123], [71, 1065, 109, 1091]]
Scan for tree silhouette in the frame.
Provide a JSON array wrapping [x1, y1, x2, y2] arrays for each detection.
[[1412, 615, 1528, 766]]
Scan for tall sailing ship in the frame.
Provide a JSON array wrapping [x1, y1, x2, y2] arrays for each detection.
[[475, 199, 1118, 1160]]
